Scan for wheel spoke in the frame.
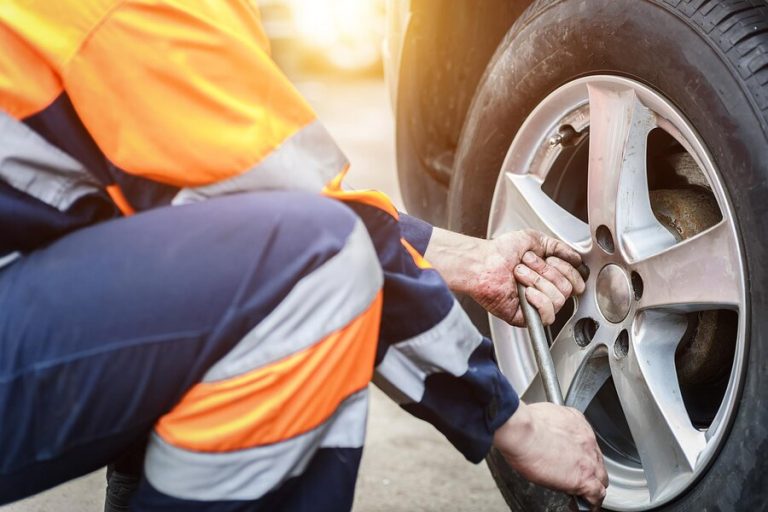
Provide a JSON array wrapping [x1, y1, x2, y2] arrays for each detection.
[[521, 319, 607, 409], [610, 312, 706, 502], [565, 352, 611, 413], [490, 172, 590, 247], [587, 84, 676, 260], [635, 221, 741, 312]]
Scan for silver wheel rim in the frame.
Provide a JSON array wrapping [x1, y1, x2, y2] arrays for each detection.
[[488, 75, 747, 510]]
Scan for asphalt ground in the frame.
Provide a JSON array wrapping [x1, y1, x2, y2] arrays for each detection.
[[1, 77, 509, 512]]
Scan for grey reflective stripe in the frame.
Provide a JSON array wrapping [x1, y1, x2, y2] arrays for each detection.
[[374, 301, 483, 404], [172, 121, 348, 204], [204, 219, 382, 382], [145, 389, 368, 502], [0, 112, 101, 211], [0, 252, 21, 269]]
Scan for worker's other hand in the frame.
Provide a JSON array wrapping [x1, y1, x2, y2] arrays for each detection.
[[424, 228, 585, 326], [493, 401, 608, 510]]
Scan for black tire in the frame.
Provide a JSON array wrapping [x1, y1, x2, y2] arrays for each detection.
[[447, 0, 768, 510]]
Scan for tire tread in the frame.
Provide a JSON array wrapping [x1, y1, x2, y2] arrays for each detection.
[[663, 0, 768, 118]]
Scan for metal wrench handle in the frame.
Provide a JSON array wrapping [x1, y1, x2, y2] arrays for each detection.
[[517, 283, 591, 511], [517, 283, 564, 405]]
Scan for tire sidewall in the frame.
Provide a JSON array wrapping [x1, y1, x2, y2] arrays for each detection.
[[449, 1, 768, 510]]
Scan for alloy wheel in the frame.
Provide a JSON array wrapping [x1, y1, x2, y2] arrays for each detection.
[[488, 76, 746, 510]]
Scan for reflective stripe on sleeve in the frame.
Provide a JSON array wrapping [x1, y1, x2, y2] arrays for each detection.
[[145, 389, 369, 502], [0, 111, 101, 211], [171, 121, 348, 204], [373, 300, 483, 404], [0, 252, 20, 268], [204, 219, 382, 382]]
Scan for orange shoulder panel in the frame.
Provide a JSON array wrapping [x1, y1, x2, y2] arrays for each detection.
[[63, 0, 316, 187], [0, 0, 121, 68], [0, 24, 62, 119]]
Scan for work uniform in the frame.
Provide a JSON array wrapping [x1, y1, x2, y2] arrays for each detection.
[[0, 2, 519, 511]]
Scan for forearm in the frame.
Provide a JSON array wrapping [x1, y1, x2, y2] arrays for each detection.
[[374, 312, 520, 463], [424, 227, 491, 295], [344, 204, 518, 462]]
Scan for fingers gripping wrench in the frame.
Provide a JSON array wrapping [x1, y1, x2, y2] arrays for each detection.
[[517, 282, 592, 512]]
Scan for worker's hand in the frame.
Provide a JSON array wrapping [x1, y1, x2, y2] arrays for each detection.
[[493, 401, 608, 510], [424, 228, 585, 326]]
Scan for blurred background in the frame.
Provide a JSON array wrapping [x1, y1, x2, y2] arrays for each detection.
[[1, 2, 508, 511], [259, 0, 386, 76]]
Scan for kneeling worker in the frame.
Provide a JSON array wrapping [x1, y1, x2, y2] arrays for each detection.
[[0, 1, 607, 510]]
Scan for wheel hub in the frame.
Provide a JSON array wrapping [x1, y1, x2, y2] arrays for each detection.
[[596, 264, 632, 323]]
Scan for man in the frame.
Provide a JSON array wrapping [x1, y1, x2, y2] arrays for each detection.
[[0, 1, 607, 510]]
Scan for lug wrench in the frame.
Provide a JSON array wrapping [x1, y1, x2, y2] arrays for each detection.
[[517, 279, 592, 512]]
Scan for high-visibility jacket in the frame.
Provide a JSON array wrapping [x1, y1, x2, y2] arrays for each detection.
[[0, 1, 519, 496], [0, 0, 353, 263]]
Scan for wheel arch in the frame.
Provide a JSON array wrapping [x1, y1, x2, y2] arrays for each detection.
[[394, 0, 533, 224]]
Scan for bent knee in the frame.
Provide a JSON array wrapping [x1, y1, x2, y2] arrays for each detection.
[[222, 191, 365, 261], [255, 192, 380, 282]]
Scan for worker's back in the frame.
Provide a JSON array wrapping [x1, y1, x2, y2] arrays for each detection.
[[0, 0, 346, 264]]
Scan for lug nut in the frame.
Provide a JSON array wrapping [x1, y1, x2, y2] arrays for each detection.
[[575, 318, 599, 347], [614, 330, 629, 358], [631, 271, 644, 300], [596, 225, 615, 254]]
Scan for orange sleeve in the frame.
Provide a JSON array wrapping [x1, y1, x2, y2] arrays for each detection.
[[61, 0, 318, 187]]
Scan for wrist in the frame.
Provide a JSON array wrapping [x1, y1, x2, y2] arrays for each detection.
[[493, 400, 535, 457]]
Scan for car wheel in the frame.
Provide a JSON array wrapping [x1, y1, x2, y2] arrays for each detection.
[[447, 0, 768, 510]]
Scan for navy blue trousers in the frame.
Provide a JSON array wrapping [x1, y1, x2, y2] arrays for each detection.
[[0, 192, 366, 511]]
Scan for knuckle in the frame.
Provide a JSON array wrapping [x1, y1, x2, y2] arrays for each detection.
[[568, 265, 581, 279], [528, 256, 544, 271], [523, 229, 541, 246], [547, 256, 564, 270]]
